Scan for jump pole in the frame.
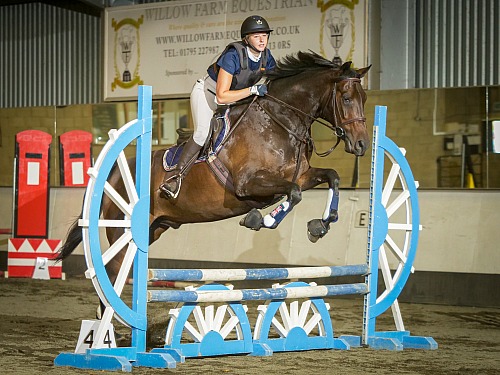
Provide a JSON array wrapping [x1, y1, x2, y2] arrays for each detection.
[[55, 86, 436, 372]]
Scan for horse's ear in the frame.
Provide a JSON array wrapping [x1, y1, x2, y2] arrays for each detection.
[[340, 61, 352, 72], [356, 64, 372, 78]]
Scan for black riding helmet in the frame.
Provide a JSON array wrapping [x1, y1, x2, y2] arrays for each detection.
[[240, 15, 273, 38]]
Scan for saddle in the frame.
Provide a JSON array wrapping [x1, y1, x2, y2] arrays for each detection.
[[163, 108, 228, 169], [162, 108, 234, 190]]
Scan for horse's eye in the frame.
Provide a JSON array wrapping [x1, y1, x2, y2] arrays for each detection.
[[342, 95, 351, 104]]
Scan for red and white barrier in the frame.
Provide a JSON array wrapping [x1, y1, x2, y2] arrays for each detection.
[[7, 238, 63, 279]]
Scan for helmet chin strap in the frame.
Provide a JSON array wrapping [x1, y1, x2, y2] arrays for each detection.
[[243, 37, 261, 54]]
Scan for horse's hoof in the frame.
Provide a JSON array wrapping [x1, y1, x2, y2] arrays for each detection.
[[307, 219, 329, 242], [307, 230, 320, 243], [240, 208, 263, 231]]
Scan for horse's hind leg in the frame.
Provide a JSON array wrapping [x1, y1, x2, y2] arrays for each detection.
[[295, 167, 341, 242]]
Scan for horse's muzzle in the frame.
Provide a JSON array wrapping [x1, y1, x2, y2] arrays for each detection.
[[344, 134, 369, 156], [353, 139, 368, 156]]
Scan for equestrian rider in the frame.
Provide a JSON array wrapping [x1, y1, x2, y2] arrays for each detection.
[[160, 15, 276, 198]]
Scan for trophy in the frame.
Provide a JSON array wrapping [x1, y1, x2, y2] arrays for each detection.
[[326, 7, 349, 66], [118, 27, 135, 83]]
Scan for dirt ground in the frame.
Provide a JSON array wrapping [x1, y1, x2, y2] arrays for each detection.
[[0, 277, 499, 375]]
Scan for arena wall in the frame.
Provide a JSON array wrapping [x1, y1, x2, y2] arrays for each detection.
[[0, 186, 498, 307]]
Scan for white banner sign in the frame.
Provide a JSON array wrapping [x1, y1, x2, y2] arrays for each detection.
[[104, 0, 367, 100]]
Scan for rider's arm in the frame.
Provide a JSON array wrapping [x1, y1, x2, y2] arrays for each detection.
[[215, 68, 253, 104]]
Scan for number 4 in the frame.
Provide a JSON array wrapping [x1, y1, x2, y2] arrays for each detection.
[[83, 328, 113, 348]]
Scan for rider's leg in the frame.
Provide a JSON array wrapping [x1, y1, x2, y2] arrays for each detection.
[[159, 77, 215, 197], [159, 136, 202, 197], [192, 76, 217, 145]]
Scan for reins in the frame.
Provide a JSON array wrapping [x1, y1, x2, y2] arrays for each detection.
[[260, 92, 341, 158], [217, 95, 259, 147], [262, 77, 365, 158]]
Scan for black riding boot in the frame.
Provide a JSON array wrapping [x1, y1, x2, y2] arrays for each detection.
[[159, 137, 202, 198]]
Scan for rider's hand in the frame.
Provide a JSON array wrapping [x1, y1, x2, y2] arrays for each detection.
[[250, 84, 267, 96]]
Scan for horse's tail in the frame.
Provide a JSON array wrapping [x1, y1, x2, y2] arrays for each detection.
[[55, 216, 82, 262]]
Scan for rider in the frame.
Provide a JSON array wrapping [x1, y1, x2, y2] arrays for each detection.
[[159, 15, 276, 198]]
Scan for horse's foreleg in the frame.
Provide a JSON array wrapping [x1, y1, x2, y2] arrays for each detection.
[[237, 173, 302, 231], [295, 167, 341, 242]]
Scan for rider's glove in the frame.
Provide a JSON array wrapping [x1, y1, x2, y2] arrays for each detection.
[[250, 84, 268, 96]]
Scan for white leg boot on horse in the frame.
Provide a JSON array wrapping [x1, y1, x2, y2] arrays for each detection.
[[159, 136, 203, 199]]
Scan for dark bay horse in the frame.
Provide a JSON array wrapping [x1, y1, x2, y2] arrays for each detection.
[[57, 51, 370, 285]]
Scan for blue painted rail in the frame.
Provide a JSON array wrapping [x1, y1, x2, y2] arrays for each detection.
[[148, 264, 368, 282], [148, 283, 368, 303]]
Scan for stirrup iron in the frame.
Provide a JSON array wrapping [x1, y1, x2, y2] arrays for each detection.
[[160, 175, 182, 199]]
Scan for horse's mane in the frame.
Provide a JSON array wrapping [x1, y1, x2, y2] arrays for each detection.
[[266, 50, 352, 81]]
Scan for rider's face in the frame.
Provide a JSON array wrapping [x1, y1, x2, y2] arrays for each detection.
[[246, 33, 269, 52]]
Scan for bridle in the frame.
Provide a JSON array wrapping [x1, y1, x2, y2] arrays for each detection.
[[260, 77, 366, 157], [330, 77, 366, 127]]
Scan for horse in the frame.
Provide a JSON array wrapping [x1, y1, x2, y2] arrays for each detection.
[[57, 51, 370, 291]]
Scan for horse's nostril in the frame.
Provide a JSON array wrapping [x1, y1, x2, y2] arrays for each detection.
[[357, 140, 365, 151]]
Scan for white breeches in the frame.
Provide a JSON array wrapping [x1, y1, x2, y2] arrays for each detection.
[[191, 76, 218, 146]]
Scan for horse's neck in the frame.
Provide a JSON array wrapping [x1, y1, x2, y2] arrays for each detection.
[[269, 75, 326, 117], [265, 90, 318, 132]]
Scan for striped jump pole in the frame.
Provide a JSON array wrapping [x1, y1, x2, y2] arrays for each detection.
[[148, 282, 369, 303], [55, 92, 436, 372], [148, 264, 369, 282]]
